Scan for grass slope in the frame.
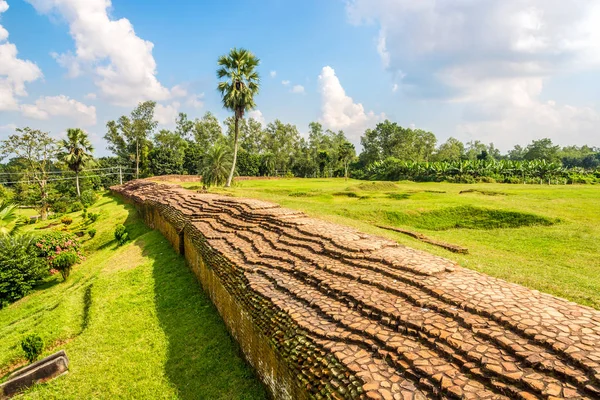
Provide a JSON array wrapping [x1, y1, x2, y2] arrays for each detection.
[[1, 194, 266, 399], [178, 178, 600, 309]]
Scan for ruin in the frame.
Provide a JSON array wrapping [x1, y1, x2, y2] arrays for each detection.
[[112, 180, 600, 399]]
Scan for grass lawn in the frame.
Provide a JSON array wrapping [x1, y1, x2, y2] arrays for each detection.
[[176, 178, 600, 309], [1, 194, 266, 399]]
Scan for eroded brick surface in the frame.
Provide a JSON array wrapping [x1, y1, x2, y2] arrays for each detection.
[[112, 181, 600, 400]]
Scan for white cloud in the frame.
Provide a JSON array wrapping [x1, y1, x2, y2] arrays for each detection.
[[270, 70, 276, 78], [84, 92, 96, 100], [392, 83, 398, 93], [170, 84, 187, 98], [26, 0, 180, 106], [318, 66, 384, 142], [247, 109, 265, 125], [186, 93, 204, 109], [0, 123, 17, 133], [281, 80, 290, 86], [20, 95, 97, 126], [155, 102, 180, 126], [291, 84, 305, 94], [0, 1, 43, 111], [347, 0, 600, 147]]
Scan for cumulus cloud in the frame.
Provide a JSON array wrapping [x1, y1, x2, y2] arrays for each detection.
[[347, 0, 600, 147], [84, 92, 96, 100], [270, 70, 276, 78], [20, 95, 97, 125], [26, 0, 180, 106], [247, 109, 265, 125], [281, 80, 290, 86], [291, 84, 305, 94], [186, 93, 204, 109], [155, 102, 180, 126], [318, 66, 384, 142], [0, 0, 43, 111]]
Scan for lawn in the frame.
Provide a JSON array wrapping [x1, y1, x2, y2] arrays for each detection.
[[177, 178, 600, 309], [1, 194, 266, 399]]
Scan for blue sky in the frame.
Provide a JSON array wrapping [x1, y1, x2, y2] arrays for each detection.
[[1, 0, 599, 156]]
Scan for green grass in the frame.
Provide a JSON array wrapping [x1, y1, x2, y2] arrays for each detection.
[[173, 178, 600, 310], [2, 194, 266, 399]]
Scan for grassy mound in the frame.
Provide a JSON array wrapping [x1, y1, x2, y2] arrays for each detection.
[[383, 206, 556, 231], [332, 191, 360, 198], [387, 193, 411, 200], [459, 189, 508, 196], [355, 182, 399, 191], [289, 191, 320, 197]]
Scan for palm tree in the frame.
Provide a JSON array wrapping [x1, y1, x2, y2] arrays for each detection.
[[59, 128, 94, 197], [201, 144, 233, 187], [217, 48, 260, 187], [0, 200, 22, 236]]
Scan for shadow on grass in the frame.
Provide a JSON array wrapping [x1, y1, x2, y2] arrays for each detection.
[[131, 236, 267, 399]]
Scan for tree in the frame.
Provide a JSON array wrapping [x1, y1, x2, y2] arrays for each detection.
[[360, 121, 437, 164], [105, 101, 157, 178], [0, 128, 58, 220], [434, 137, 464, 162], [262, 120, 300, 175], [217, 48, 260, 187], [201, 145, 233, 187], [58, 128, 94, 197], [524, 138, 560, 162], [338, 141, 356, 179]]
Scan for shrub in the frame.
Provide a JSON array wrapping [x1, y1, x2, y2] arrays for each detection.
[[82, 209, 88, 220], [61, 216, 73, 226], [70, 201, 84, 212], [114, 224, 129, 246], [88, 228, 96, 238], [51, 199, 69, 214], [53, 251, 78, 280], [35, 232, 83, 281], [80, 190, 98, 207], [0, 235, 47, 308], [88, 213, 99, 223], [21, 334, 44, 363]]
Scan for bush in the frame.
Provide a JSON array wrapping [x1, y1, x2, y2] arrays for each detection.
[[70, 201, 84, 212], [51, 199, 69, 214], [114, 224, 129, 246], [80, 190, 98, 207], [61, 216, 73, 226], [82, 209, 88, 220], [35, 232, 83, 281], [88, 228, 96, 238], [88, 213, 99, 223], [21, 334, 44, 363], [0, 235, 47, 308]]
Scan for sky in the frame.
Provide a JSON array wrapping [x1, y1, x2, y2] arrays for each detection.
[[0, 0, 599, 157]]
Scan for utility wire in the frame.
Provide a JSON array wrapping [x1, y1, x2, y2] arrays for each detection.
[[0, 171, 133, 185], [0, 167, 135, 176]]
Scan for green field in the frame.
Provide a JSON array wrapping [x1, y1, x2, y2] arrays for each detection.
[[179, 178, 600, 309], [1, 195, 266, 399]]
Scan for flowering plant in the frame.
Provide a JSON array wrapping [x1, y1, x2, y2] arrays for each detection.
[[35, 231, 84, 280]]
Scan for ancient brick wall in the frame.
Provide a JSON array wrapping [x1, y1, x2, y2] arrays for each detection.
[[112, 180, 600, 400]]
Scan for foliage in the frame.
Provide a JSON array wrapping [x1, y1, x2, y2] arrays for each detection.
[[70, 201, 84, 212], [0, 235, 47, 307], [88, 228, 96, 238], [80, 189, 98, 207], [61, 216, 73, 226], [0, 200, 23, 236], [201, 145, 232, 187], [88, 212, 99, 223], [114, 224, 129, 246], [216, 48, 260, 187], [53, 251, 79, 280], [21, 334, 44, 363]]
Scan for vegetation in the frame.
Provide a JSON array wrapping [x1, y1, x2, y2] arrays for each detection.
[[201, 145, 232, 187], [114, 224, 129, 246], [0, 200, 22, 236], [178, 178, 600, 309], [21, 334, 44, 363], [0, 194, 266, 399], [216, 48, 261, 187]]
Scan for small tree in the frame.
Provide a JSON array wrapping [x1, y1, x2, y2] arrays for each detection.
[[202, 145, 233, 187], [338, 141, 356, 179], [217, 48, 260, 187], [21, 334, 44, 363], [59, 128, 94, 198], [0, 128, 58, 220]]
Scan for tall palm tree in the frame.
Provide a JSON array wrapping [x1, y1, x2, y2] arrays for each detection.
[[59, 128, 94, 197], [201, 144, 233, 187], [0, 200, 22, 236], [217, 48, 260, 187]]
